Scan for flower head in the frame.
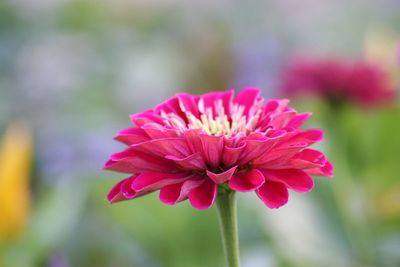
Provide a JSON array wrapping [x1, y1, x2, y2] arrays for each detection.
[[280, 57, 396, 107], [104, 88, 332, 210]]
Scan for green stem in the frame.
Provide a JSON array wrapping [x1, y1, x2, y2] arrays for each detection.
[[216, 191, 240, 267]]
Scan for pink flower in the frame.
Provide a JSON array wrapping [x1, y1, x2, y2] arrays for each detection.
[[280, 57, 396, 107], [104, 88, 333, 210]]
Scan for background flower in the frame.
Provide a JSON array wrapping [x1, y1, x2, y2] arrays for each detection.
[[280, 57, 396, 107], [0, 122, 32, 245]]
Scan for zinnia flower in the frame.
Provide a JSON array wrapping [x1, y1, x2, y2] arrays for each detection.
[[280, 57, 396, 107], [104, 88, 333, 210]]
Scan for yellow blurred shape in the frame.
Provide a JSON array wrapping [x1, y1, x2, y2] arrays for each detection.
[[370, 185, 400, 218], [364, 28, 400, 86], [0, 122, 32, 244]]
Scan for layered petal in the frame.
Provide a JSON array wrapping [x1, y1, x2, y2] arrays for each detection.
[[165, 153, 206, 170], [155, 95, 187, 122], [104, 158, 138, 174], [132, 172, 191, 192], [260, 169, 314, 192], [269, 111, 297, 129], [222, 143, 246, 167], [198, 90, 234, 116], [159, 177, 204, 205], [254, 145, 308, 169], [107, 175, 149, 203], [114, 127, 149, 145], [256, 181, 289, 209], [305, 160, 334, 177], [234, 87, 260, 116], [229, 169, 265, 192], [107, 178, 129, 203], [130, 111, 164, 127], [267, 149, 335, 177], [183, 129, 204, 154], [286, 112, 312, 128], [206, 166, 238, 184], [141, 124, 179, 139], [131, 138, 190, 158], [177, 93, 200, 118], [278, 129, 324, 149], [189, 179, 218, 210], [200, 134, 224, 167], [238, 132, 285, 164], [289, 148, 328, 168], [105, 150, 177, 173]]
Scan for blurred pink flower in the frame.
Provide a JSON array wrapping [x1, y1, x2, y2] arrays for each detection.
[[104, 88, 332, 210], [280, 57, 396, 107]]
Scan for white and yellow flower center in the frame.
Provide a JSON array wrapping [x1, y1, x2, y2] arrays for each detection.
[[161, 98, 263, 136]]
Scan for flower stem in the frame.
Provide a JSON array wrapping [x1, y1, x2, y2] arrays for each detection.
[[216, 190, 240, 267]]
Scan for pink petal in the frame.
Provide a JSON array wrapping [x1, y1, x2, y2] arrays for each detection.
[[159, 177, 204, 205], [107, 178, 129, 203], [216, 90, 234, 115], [165, 153, 206, 170], [239, 132, 284, 164], [263, 99, 290, 114], [198, 92, 220, 116], [184, 129, 204, 154], [200, 134, 224, 167], [176, 93, 200, 118], [288, 149, 334, 176], [141, 124, 179, 139], [109, 147, 136, 161], [130, 111, 164, 127], [114, 127, 149, 145], [263, 99, 280, 113], [234, 87, 260, 116], [286, 112, 312, 128], [154, 96, 186, 120], [253, 145, 305, 168], [238, 139, 269, 164], [104, 159, 138, 173], [321, 160, 334, 176], [132, 172, 191, 192], [198, 90, 233, 116], [306, 160, 334, 177], [260, 169, 314, 192], [105, 150, 177, 173], [224, 133, 246, 147], [229, 169, 265, 192], [222, 143, 246, 167], [269, 111, 297, 129], [300, 129, 324, 142], [290, 149, 327, 168], [256, 181, 289, 209], [132, 138, 190, 158], [206, 166, 238, 184], [120, 176, 137, 198], [281, 129, 324, 148], [189, 179, 218, 210], [264, 148, 331, 173], [107, 176, 153, 203]]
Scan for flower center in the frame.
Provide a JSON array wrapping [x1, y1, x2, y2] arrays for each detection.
[[161, 98, 263, 137]]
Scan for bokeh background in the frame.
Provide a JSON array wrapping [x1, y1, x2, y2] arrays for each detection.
[[0, 0, 399, 266]]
